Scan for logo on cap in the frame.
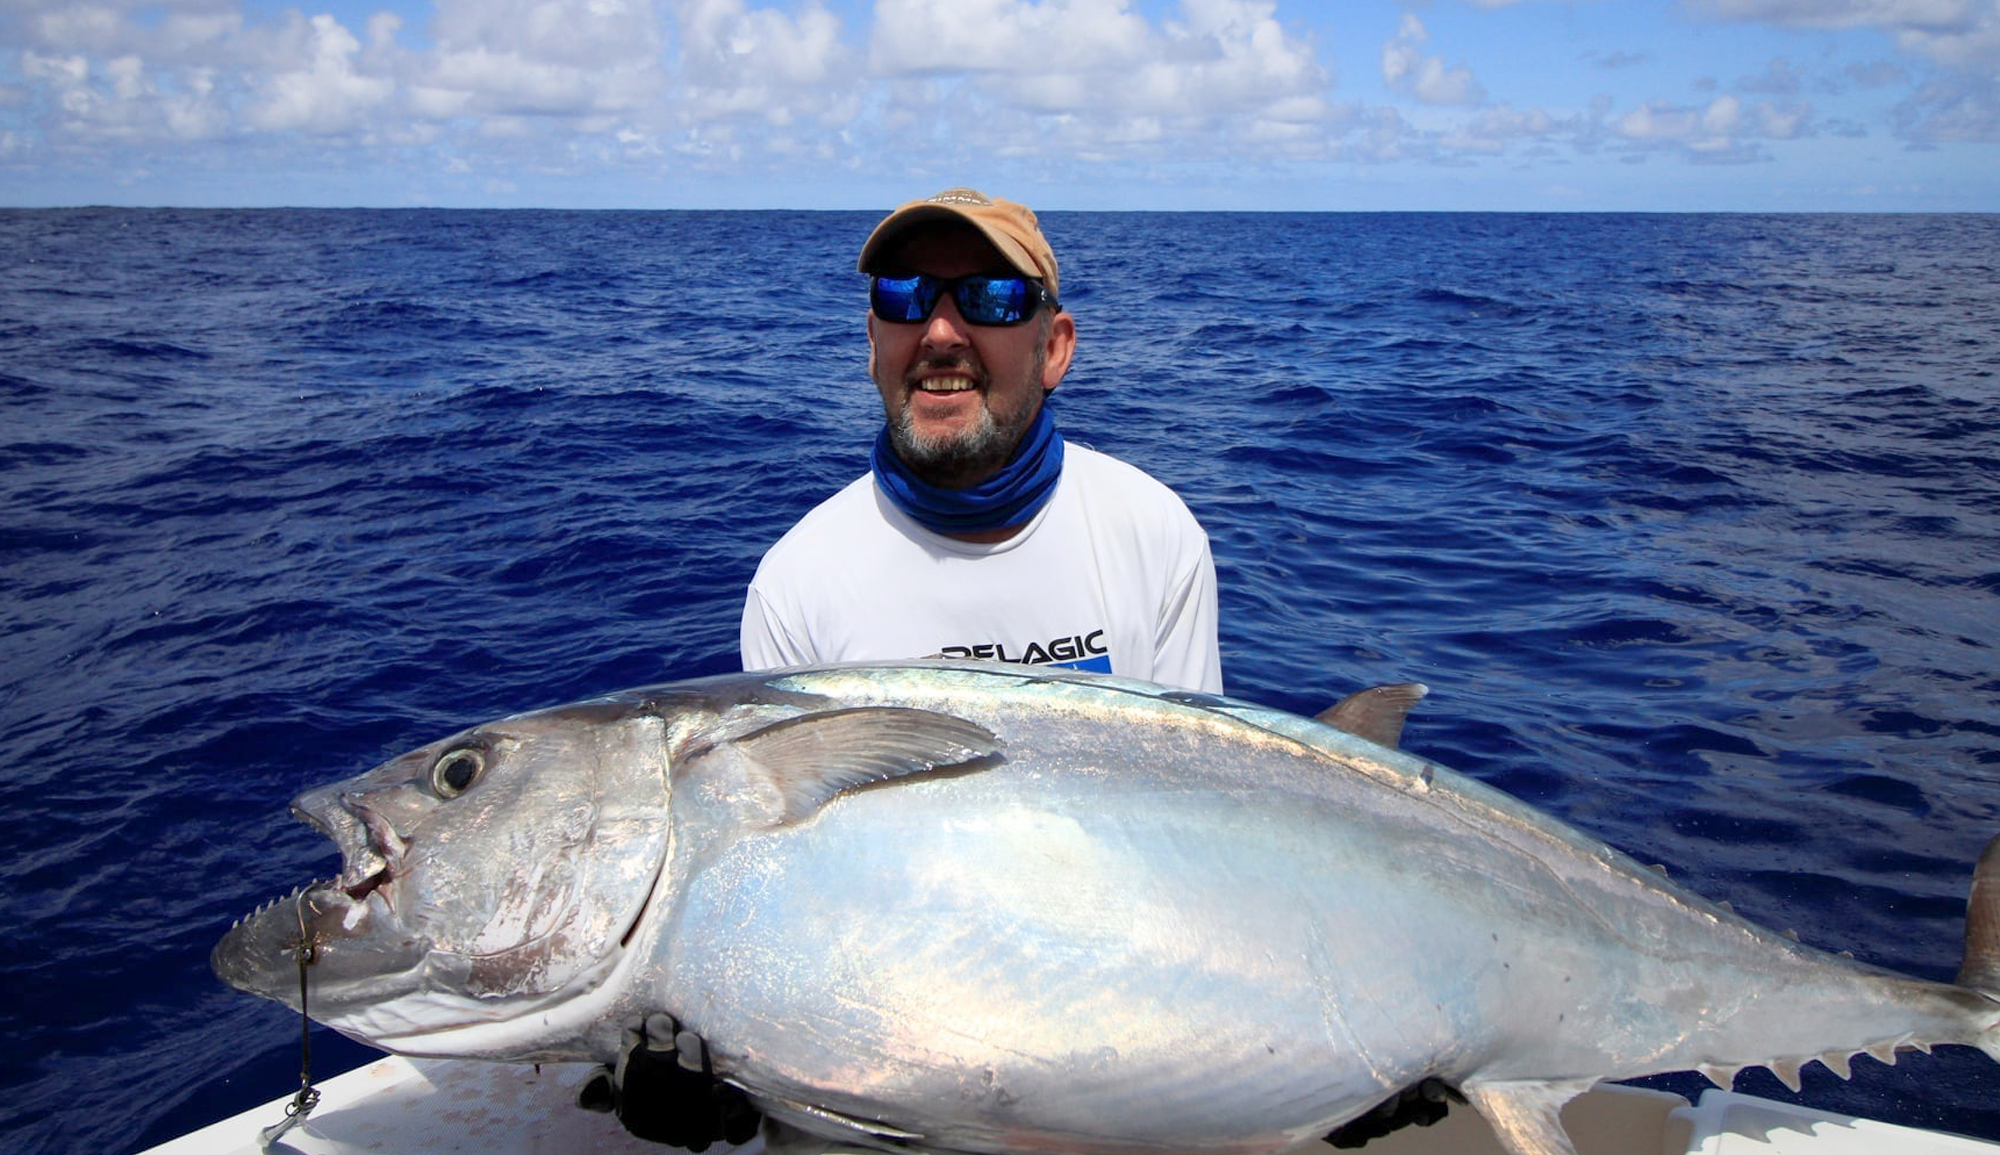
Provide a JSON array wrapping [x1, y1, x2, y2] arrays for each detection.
[[927, 189, 993, 207]]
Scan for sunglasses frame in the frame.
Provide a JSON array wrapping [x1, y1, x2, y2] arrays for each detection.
[[868, 272, 1060, 327]]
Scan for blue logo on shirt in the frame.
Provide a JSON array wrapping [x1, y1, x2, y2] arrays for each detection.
[[1053, 654, 1113, 674]]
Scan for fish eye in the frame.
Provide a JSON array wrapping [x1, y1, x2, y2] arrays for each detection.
[[430, 747, 485, 799]]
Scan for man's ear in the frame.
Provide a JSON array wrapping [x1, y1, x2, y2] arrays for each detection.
[[1041, 311, 1076, 393]]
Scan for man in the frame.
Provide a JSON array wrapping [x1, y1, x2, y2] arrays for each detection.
[[584, 188, 1225, 1149], [740, 186, 1223, 694], [592, 193, 1457, 1151]]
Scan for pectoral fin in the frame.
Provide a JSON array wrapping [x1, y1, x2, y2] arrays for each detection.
[[731, 707, 1003, 823], [1463, 1079, 1595, 1155]]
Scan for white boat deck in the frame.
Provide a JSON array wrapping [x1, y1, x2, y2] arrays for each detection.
[[140, 1055, 1997, 1155]]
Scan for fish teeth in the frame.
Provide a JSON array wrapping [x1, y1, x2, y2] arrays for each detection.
[[235, 879, 326, 925]]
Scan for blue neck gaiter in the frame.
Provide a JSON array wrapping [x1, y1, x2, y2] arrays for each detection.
[[871, 403, 1066, 536]]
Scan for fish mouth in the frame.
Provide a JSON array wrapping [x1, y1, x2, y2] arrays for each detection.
[[212, 791, 430, 1007], [296, 795, 407, 908]]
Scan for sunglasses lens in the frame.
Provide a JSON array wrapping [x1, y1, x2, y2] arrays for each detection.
[[956, 277, 1034, 325], [870, 275, 936, 323]]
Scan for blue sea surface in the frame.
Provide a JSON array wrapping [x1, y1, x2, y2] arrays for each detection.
[[2, 208, 1998, 1153]]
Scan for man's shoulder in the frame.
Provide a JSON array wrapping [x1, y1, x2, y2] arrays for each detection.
[[755, 475, 882, 564], [1061, 443, 1197, 514], [775, 473, 877, 531]]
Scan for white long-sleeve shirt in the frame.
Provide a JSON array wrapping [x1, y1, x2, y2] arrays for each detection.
[[741, 444, 1223, 694]]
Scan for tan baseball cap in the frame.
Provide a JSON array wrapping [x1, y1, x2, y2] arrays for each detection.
[[856, 187, 1060, 300]]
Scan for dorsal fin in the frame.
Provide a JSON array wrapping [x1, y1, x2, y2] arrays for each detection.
[[1957, 834, 2000, 991], [731, 707, 1002, 823], [1315, 683, 1429, 748]]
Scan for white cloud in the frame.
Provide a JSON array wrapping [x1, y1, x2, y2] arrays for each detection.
[[418, 0, 667, 117], [1740, 57, 1807, 95], [1613, 93, 1812, 162], [1894, 72, 2000, 138], [681, 0, 846, 88], [21, 53, 89, 89], [19, 43, 235, 144], [866, 0, 1323, 125], [1690, 0, 2000, 70], [1691, 0, 1980, 30], [673, 0, 857, 123], [831, 0, 1338, 176], [1381, 14, 1486, 107], [1438, 104, 1559, 154], [248, 14, 394, 134], [1689, 0, 2000, 140], [0, 0, 1991, 205], [430, 0, 663, 66], [1163, 0, 1325, 110], [24, 1, 248, 61], [29, 8, 128, 54], [868, 0, 1146, 73], [1335, 103, 1420, 162], [1840, 58, 1911, 87], [1590, 50, 1653, 70]]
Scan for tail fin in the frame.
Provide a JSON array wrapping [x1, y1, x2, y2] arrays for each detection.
[[1956, 834, 2000, 993]]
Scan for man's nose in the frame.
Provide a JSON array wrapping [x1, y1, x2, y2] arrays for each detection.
[[920, 294, 972, 350]]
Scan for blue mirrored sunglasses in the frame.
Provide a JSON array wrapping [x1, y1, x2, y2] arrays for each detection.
[[869, 273, 1059, 327]]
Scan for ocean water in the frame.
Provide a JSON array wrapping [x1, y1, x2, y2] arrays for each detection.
[[2, 208, 1998, 1153]]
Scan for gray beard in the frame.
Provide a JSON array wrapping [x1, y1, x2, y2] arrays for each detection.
[[881, 330, 1048, 487], [886, 402, 1022, 488]]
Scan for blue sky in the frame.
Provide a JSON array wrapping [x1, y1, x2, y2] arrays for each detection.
[[2, 0, 1996, 210]]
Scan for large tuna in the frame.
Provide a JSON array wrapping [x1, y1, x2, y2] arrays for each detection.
[[213, 662, 2000, 1155]]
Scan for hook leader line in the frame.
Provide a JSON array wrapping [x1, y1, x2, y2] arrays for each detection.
[[258, 886, 323, 1150]]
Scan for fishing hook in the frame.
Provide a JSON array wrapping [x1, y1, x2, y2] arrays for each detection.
[[259, 885, 322, 1150]]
